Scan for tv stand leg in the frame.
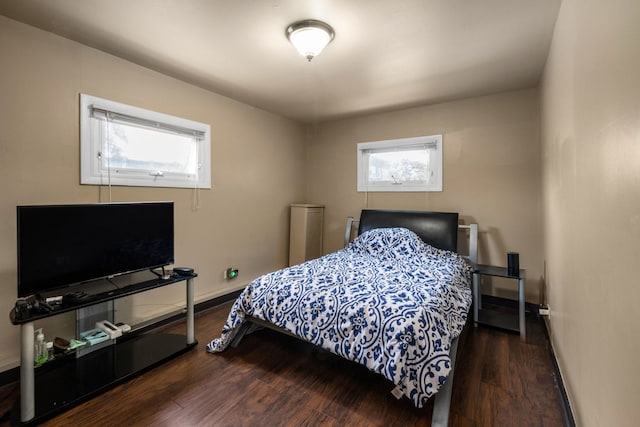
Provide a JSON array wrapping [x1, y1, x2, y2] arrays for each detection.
[[186, 278, 195, 344], [20, 321, 35, 422]]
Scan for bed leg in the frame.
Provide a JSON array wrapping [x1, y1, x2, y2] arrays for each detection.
[[431, 335, 459, 427], [230, 321, 251, 348]]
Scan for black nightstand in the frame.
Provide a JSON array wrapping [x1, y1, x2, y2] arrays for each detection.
[[472, 264, 526, 341]]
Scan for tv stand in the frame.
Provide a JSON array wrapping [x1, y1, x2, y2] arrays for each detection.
[[10, 271, 197, 424]]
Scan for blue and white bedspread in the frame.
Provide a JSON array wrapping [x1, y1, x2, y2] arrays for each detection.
[[206, 227, 472, 408]]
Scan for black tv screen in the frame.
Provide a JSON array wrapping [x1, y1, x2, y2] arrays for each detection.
[[17, 202, 174, 297]]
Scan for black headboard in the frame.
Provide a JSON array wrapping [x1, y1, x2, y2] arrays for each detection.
[[358, 210, 459, 252]]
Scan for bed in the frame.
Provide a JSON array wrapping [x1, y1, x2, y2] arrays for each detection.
[[207, 209, 477, 426]]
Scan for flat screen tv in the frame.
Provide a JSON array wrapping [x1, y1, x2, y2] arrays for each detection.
[[17, 202, 174, 298]]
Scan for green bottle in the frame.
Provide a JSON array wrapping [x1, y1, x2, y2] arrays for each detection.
[[34, 328, 48, 366]]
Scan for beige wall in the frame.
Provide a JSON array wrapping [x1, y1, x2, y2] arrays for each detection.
[[540, 0, 640, 425], [0, 16, 306, 371], [10, 4, 640, 424], [305, 89, 543, 303]]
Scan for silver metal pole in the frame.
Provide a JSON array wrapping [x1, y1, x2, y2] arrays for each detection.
[[20, 321, 35, 422], [343, 217, 355, 247], [519, 276, 526, 341], [186, 277, 195, 344]]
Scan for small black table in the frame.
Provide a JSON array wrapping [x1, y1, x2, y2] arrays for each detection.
[[472, 264, 526, 341]]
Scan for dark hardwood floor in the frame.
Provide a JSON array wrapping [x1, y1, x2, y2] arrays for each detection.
[[1, 302, 567, 426]]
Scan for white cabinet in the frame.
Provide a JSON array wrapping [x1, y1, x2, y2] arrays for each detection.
[[289, 204, 324, 266]]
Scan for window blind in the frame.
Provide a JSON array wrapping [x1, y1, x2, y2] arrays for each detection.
[[361, 142, 437, 155], [90, 106, 206, 140]]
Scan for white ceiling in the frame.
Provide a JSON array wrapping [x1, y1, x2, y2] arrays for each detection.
[[0, 0, 561, 124]]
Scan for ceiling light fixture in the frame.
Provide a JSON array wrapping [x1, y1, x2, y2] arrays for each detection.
[[286, 19, 335, 62]]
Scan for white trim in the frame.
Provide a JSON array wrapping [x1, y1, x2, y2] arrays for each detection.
[[357, 135, 442, 192], [80, 94, 211, 189]]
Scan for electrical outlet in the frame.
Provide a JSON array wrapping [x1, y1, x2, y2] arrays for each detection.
[[539, 306, 550, 316], [224, 268, 239, 279]]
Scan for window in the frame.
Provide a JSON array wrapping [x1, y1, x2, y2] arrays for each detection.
[[80, 94, 211, 189], [357, 135, 442, 192]]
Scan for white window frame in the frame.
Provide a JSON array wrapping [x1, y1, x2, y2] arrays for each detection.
[[80, 94, 211, 189], [357, 135, 443, 192]]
